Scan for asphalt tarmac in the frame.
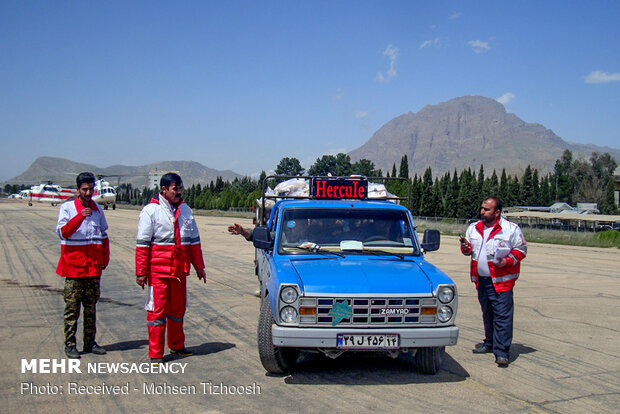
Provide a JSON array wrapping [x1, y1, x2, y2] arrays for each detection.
[[0, 201, 618, 413]]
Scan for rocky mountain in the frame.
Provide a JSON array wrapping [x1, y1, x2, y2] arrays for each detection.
[[5, 157, 242, 187], [349, 95, 620, 177]]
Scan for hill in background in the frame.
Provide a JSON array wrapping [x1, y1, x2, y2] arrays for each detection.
[[349, 95, 620, 177], [5, 157, 242, 187]]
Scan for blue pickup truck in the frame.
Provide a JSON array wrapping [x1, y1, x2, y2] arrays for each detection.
[[252, 177, 459, 374]]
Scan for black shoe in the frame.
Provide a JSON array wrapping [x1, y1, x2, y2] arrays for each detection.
[[472, 343, 493, 354], [151, 357, 165, 364], [65, 345, 81, 359], [495, 356, 510, 366], [84, 342, 107, 355], [169, 348, 193, 356]]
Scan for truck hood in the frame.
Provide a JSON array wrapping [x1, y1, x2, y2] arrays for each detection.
[[290, 258, 433, 295]]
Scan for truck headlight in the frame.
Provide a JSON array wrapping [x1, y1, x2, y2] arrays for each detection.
[[280, 306, 298, 323], [438, 286, 455, 303], [280, 286, 298, 304], [437, 306, 453, 322]]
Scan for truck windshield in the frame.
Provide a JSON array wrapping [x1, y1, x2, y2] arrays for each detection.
[[277, 208, 419, 256]]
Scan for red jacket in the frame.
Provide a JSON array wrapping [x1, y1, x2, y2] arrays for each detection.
[[56, 198, 110, 277], [135, 195, 205, 279], [461, 217, 527, 292]]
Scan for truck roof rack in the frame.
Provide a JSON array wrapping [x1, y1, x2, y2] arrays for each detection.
[[258, 175, 411, 225]]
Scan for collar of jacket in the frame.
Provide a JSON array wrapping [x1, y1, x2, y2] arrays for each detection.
[[475, 216, 503, 239], [151, 194, 185, 216], [73, 197, 99, 214]]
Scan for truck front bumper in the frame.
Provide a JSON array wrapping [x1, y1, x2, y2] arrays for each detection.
[[272, 326, 459, 348]]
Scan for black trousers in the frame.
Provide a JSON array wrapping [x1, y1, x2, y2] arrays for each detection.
[[477, 276, 513, 359]]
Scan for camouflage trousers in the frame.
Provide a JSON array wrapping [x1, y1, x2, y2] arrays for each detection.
[[63, 277, 100, 348]]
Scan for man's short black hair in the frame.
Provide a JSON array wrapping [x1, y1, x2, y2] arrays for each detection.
[[160, 173, 183, 189], [76, 172, 96, 188], [484, 196, 503, 212]]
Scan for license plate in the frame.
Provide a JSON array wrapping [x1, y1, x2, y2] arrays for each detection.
[[337, 334, 399, 349]]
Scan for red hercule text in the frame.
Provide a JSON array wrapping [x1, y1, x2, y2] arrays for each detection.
[[314, 180, 366, 199]]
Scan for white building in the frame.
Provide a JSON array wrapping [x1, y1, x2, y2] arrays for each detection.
[[147, 169, 180, 190]]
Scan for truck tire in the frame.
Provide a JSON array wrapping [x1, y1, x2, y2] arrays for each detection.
[[257, 294, 297, 374], [415, 346, 445, 374]]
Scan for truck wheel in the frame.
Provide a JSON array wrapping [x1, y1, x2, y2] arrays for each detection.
[[415, 346, 445, 374], [257, 294, 297, 374]]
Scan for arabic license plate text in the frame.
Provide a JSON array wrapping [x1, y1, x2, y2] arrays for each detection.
[[337, 334, 399, 349]]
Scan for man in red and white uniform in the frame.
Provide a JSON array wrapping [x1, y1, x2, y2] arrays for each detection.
[[135, 173, 206, 363], [56, 172, 109, 359], [460, 196, 527, 367]]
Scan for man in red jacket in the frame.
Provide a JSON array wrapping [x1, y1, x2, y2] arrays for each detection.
[[135, 173, 206, 363], [460, 196, 527, 367], [56, 172, 110, 359]]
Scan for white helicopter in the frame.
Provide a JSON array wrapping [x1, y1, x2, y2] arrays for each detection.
[[20, 182, 76, 206], [93, 176, 118, 210]]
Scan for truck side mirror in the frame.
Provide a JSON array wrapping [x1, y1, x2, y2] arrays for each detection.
[[253, 226, 274, 250], [421, 229, 440, 252]]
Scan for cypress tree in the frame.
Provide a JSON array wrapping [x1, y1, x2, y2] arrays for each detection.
[[431, 178, 442, 217], [419, 167, 434, 216], [399, 155, 409, 179], [477, 164, 485, 195], [540, 175, 551, 206], [487, 170, 499, 197], [410, 174, 420, 214], [532, 169, 541, 205], [499, 169, 509, 203], [444, 170, 459, 218], [520, 165, 534, 206], [599, 176, 619, 214], [457, 168, 478, 218]]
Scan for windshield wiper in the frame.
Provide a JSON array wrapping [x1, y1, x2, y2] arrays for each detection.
[[291, 244, 345, 258], [362, 249, 405, 260]]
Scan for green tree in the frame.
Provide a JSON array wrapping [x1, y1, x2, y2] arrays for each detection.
[[477, 164, 485, 195], [531, 169, 541, 205], [308, 153, 352, 176], [540, 174, 551, 206], [351, 159, 381, 177], [430, 178, 442, 217], [410, 174, 421, 215], [499, 169, 509, 204], [484, 170, 499, 197], [399, 155, 409, 178], [599, 176, 619, 215], [457, 168, 478, 219], [275, 157, 304, 176], [443, 170, 459, 218], [419, 167, 434, 216], [520, 165, 534, 206], [554, 149, 575, 204]]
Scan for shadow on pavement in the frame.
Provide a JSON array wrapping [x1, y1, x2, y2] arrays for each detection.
[[510, 343, 537, 363], [103, 339, 149, 352], [1, 279, 137, 307], [187, 342, 236, 356], [283, 351, 469, 385]]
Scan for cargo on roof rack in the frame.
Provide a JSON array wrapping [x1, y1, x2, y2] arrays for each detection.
[[257, 175, 410, 225]]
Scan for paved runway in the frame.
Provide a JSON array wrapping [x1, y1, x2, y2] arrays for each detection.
[[0, 201, 618, 413]]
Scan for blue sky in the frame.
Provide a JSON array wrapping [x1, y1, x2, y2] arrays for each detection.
[[1, 1, 618, 181]]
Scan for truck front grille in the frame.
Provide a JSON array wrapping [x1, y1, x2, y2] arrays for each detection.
[[299, 297, 437, 327]]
